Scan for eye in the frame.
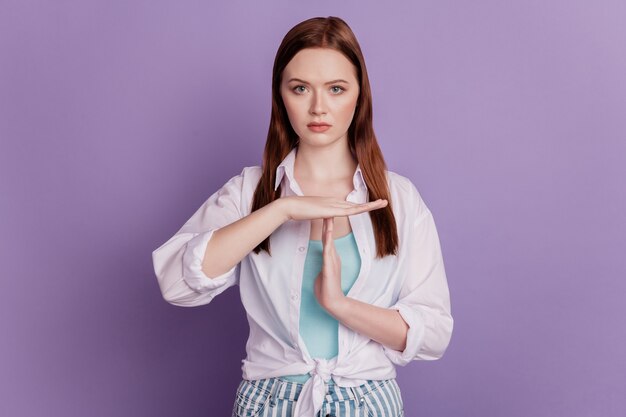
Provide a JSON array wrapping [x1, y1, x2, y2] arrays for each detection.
[[292, 85, 307, 94], [330, 86, 345, 94]]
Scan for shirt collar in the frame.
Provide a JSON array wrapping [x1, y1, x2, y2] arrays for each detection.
[[273, 147, 367, 192]]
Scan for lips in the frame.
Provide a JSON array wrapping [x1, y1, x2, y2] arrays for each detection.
[[307, 122, 331, 127], [308, 124, 331, 133]]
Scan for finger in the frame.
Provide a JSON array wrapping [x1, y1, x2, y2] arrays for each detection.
[[329, 202, 360, 209], [327, 218, 336, 257], [346, 199, 388, 214], [327, 199, 386, 214], [367, 199, 387, 206], [323, 217, 332, 244], [322, 218, 334, 255]]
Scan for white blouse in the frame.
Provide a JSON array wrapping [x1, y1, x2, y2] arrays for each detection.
[[151, 147, 453, 417]]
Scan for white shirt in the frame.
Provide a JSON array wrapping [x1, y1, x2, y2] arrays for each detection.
[[152, 146, 453, 417]]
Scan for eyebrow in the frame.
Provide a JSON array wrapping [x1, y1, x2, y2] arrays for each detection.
[[287, 78, 350, 85]]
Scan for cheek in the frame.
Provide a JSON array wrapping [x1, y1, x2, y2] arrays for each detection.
[[281, 97, 307, 133], [282, 96, 304, 119], [280, 97, 296, 121], [336, 97, 359, 121]]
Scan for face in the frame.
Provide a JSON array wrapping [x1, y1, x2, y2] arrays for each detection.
[[280, 47, 360, 148]]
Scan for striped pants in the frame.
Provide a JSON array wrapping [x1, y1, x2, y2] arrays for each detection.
[[231, 377, 404, 417]]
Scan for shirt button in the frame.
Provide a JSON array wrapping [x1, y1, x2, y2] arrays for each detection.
[[298, 246, 305, 252], [291, 293, 299, 301]]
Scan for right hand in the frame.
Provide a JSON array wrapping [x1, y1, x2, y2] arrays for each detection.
[[278, 195, 388, 221]]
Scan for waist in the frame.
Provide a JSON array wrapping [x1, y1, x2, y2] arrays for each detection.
[[281, 373, 311, 383], [242, 339, 398, 382], [240, 376, 396, 403]]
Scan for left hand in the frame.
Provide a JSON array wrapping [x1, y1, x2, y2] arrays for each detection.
[[314, 217, 346, 312]]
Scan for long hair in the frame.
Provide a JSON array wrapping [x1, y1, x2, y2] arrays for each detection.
[[251, 16, 399, 258]]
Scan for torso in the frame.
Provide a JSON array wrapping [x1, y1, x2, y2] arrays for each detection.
[[297, 177, 355, 241]]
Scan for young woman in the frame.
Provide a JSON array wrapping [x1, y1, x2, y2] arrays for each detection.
[[152, 16, 453, 417]]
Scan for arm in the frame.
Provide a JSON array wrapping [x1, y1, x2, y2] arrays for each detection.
[[201, 198, 288, 278], [382, 208, 453, 364], [327, 298, 409, 352], [315, 216, 409, 351], [326, 210, 452, 362], [316, 191, 453, 364], [151, 168, 289, 307], [153, 170, 384, 307]]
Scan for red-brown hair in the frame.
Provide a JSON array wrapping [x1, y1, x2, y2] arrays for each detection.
[[252, 16, 399, 258]]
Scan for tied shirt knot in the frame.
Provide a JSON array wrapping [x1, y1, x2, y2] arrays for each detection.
[[293, 357, 338, 417]]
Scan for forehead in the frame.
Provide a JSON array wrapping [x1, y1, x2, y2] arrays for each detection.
[[283, 48, 357, 82]]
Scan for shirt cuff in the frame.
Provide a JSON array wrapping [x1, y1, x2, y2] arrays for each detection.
[[383, 302, 426, 366], [182, 229, 237, 292]]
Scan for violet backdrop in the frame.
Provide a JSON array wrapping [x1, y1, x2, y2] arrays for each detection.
[[1, 1, 625, 416]]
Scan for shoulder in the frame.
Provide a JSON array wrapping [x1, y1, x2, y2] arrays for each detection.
[[218, 165, 262, 190], [384, 169, 430, 220], [220, 165, 263, 216], [239, 165, 263, 187]]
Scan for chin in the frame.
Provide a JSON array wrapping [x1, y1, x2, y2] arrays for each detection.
[[308, 136, 345, 148]]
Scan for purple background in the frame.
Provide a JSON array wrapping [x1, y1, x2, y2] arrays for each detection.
[[1, 1, 625, 416]]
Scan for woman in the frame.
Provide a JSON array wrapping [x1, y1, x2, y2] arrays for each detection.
[[152, 16, 453, 417]]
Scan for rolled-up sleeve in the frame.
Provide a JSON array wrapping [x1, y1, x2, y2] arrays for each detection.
[[151, 169, 246, 307], [383, 197, 453, 365]]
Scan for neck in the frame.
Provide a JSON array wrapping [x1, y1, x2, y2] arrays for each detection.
[[294, 139, 357, 183]]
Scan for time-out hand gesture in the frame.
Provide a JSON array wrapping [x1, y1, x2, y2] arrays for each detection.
[[278, 195, 388, 312]]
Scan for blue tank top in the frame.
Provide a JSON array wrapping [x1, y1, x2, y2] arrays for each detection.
[[282, 231, 361, 383]]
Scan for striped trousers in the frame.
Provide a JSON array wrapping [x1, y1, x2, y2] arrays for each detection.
[[231, 377, 404, 417]]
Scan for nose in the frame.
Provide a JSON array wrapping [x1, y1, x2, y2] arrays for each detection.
[[309, 91, 327, 116]]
